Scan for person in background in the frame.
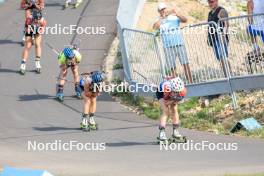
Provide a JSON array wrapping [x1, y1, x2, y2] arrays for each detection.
[[247, 0, 264, 53], [153, 3, 193, 84], [207, 0, 231, 77]]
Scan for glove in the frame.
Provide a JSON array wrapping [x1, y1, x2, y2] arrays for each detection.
[[169, 92, 184, 102]]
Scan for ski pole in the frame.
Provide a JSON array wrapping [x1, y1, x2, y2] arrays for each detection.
[[45, 42, 60, 55]]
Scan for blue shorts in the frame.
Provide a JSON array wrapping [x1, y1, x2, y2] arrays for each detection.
[[248, 25, 264, 43], [212, 40, 229, 60]]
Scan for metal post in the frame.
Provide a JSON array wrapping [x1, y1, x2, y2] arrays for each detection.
[[153, 34, 166, 79], [117, 22, 133, 82], [217, 21, 238, 109]]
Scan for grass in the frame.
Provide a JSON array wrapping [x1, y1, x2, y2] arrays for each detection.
[[113, 63, 123, 70]]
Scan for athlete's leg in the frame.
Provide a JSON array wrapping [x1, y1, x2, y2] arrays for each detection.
[[34, 34, 42, 71]]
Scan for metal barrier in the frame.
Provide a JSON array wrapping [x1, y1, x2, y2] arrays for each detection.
[[120, 14, 264, 108], [122, 28, 164, 85]]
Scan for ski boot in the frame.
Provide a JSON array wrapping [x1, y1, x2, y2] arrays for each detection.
[[56, 92, 64, 102], [157, 127, 168, 144], [80, 115, 90, 131], [74, 0, 83, 8], [63, 2, 69, 9], [88, 115, 98, 130], [75, 84, 82, 99], [20, 61, 26, 75], [169, 127, 187, 143], [35, 59, 41, 74]]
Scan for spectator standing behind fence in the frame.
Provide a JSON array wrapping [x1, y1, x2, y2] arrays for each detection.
[[207, 0, 231, 77], [247, 0, 264, 54], [153, 3, 193, 84]]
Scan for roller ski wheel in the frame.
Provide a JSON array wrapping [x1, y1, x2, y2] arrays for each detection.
[[20, 69, 26, 75], [169, 135, 187, 143], [56, 94, 64, 102], [156, 137, 169, 145], [89, 123, 98, 130], [80, 123, 90, 132], [75, 92, 82, 99], [36, 68, 41, 74]]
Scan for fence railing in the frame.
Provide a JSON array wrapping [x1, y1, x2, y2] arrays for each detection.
[[120, 14, 264, 108]]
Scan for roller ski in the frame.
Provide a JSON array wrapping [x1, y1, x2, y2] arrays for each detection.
[[19, 61, 26, 75], [169, 135, 187, 143], [35, 59, 41, 74], [169, 128, 187, 143], [74, 0, 83, 8], [63, 2, 69, 9]]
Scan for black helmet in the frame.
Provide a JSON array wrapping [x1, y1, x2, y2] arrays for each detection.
[[32, 10, 42, 20]]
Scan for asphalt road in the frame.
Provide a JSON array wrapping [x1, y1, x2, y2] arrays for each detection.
[[0, 1, 264, 176]]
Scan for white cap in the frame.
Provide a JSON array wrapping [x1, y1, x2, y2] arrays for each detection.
[[158, 3, 167, 11]]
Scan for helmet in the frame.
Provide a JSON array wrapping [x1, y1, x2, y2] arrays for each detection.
[[32, 10, 42, 20], [91, 71, 104, 83], [63, 48, 75, 59], [73, 50, 82, 61], [170, 77, 185, 92]]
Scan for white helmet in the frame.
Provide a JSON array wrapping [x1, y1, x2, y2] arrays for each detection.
[[170, 77, 185, 92]]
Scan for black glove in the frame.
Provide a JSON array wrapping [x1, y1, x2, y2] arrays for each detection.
[[169, 93, 184, 102]]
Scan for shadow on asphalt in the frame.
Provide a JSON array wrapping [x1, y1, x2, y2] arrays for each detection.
[[97, 114, 155, 125], [106, 141, 156, 147], [33, 127, 80, 131], [0, 68, 20, 74], [18, 94, 55, 101], [0, 40, 22, 45], [105, 124, 155, 131], [45, 3, 63, 7]]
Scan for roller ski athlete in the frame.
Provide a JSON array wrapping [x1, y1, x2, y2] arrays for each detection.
[[21, 0, 44, 46], [56, 46, 82, 102], [156, 77, 187, 144], [80, 71, 105, 131], [20, 10, 46, 75], [63, 0, 83, 9]]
